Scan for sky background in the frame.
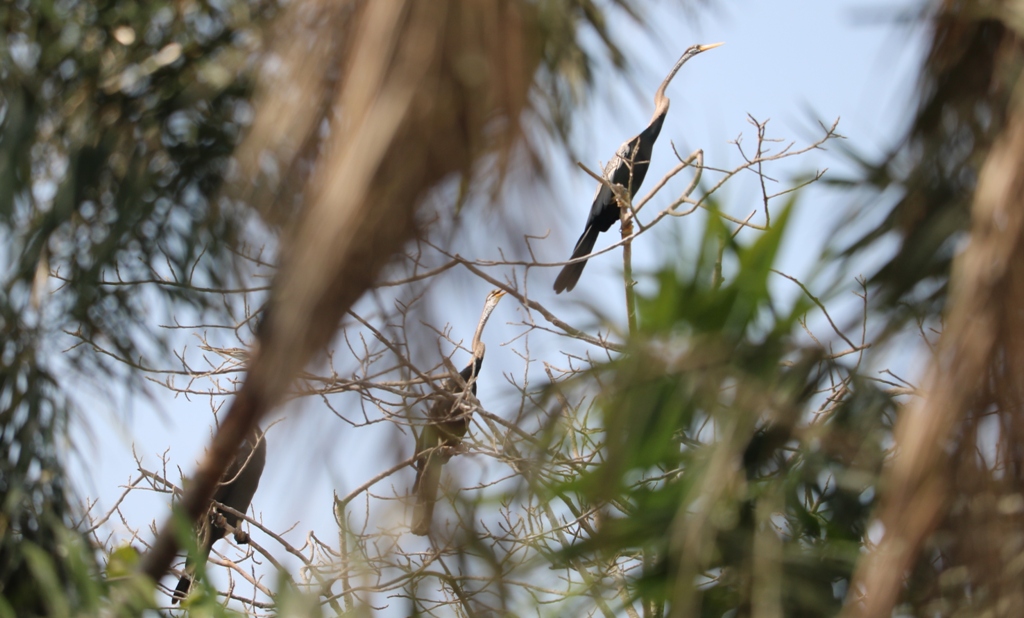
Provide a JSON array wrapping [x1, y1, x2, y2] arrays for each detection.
[[68, 0, 930, 611]]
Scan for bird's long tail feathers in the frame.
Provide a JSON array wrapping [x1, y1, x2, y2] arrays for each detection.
[[553, 226, 599, 293], [171, 533, 213, 604], [172, 573, 193, 604], [411, 454, 445, 536]]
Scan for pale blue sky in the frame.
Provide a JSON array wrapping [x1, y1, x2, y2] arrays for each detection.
[[69, 0, 929, 611]]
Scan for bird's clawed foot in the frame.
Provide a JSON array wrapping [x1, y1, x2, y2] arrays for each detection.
[[442, 444, 467, 457]]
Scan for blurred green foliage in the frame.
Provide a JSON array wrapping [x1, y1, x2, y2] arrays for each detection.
[[837, 9, 1019, 322], [1, 0, 275, 354], [5, 0, 986, 615], [0, 0, 277, 613], [548, 205, 897, 616], [0, 0, 681, 614]]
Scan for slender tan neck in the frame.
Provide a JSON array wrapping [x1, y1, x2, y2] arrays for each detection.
[[651, 96, 670, 123], [471, 314, 489, 352], [470, 294, 502, 356], [471, 340, 486, 361], [652, 50, 696, 122], [652, 59, 681, 115]]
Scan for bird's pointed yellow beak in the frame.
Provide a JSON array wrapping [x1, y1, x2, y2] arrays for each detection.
[[485, 290, 505, 306], [698, 42, 724, 52]]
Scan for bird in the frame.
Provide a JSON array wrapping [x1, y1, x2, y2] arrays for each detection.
[[553, 42, 723, 294], [411, 289, 506, 535], [172, 428, 267, 603]]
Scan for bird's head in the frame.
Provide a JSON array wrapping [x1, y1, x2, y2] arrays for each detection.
[[482, 289, 506, 318], [471, 289, 507, 356], [688, 41, 724, 57], [654, 42, 723, 112]]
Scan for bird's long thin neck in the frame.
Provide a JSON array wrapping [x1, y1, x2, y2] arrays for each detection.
[[471, 296, 501, 355], [651, 61, 684, 120], [651, 52, 690, 121], [471, 315, 489, 355], [650, 43, 721, 121]]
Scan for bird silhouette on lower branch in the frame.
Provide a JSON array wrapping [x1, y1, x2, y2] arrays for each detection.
[[172, 428, 267, 603]]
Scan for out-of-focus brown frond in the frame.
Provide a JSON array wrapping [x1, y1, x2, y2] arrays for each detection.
[[142, 0, 542, 585], [844, 2, 1020, 314], [845, 5, 1024, 613], [229, 2, 351, 228], [235, 0, 540, 229]]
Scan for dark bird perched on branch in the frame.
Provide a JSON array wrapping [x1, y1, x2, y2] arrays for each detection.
[[553, 42, 723, 293], [172, 428, 267, 603], [411, 289, 506, 535]]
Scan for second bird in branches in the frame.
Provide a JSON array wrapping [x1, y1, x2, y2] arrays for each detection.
[[411, 289, 506, 536], [553, 42, 722, 294]]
